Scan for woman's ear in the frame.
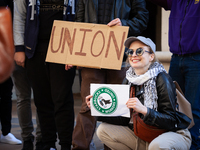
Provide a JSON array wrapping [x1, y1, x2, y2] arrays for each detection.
[[150, 54, 155, 62]]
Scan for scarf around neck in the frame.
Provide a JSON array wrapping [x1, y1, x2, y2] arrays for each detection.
[[126, 62, 167, 110]]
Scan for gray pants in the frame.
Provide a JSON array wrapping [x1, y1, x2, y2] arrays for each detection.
[[97, 123, 192, 150], [12, 64, 42, 142]]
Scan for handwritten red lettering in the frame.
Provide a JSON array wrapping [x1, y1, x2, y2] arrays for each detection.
[[61, 28, 77, 54], [75, 29, 92, 56], [50, 26, 64, 53], [91, 31, 105, 57], [105, 31, 126, 60]]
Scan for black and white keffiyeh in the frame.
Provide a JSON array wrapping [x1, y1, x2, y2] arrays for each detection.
[[126, 62, 167, 110]]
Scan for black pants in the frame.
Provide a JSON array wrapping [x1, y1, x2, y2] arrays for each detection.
[[0, 77, 13, 135], [26, 52, 76, 148]]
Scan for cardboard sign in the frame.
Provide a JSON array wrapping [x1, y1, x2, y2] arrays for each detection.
[[46, 21, 129, 70], [90, 84, 130, 118]]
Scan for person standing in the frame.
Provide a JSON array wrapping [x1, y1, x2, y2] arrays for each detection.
[[70, 1, 149, 149], [148, 0, 200, 149], [13, 0, 77, 150], [0, 0, 22, 145]]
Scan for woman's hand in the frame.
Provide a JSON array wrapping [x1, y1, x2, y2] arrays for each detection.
[[86, 95, 93, 109], [126, 97, 147, 116]]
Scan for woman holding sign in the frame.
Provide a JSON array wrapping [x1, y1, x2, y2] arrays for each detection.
[[86, 36, 192, 150]]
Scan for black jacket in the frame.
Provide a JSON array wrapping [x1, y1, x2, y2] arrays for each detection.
[[143, 72, 177, 130], [98, 72, 190, 131], [75, 0, 149, 37]]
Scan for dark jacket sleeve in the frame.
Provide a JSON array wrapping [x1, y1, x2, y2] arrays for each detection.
[[97, 116, 130, 126], [74, 0, 85, 22], [121, 0, 149, 36], [143, 72, 178, 131]]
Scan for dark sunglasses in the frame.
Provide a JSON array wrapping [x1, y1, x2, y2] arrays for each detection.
[[126, 47, 153, 57]]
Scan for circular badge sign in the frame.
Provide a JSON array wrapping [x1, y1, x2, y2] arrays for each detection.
[[92, 87, 118, 114]]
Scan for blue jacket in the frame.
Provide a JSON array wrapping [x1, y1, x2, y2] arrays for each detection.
[[13, 0, 77, 59], [149, 0, 200, 55]]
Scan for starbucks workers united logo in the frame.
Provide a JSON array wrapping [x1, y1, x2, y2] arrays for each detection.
[[92, 87, 118, 114]]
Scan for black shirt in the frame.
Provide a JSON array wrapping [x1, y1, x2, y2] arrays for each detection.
[[98, 0, 114, 24], [37, 0, 63, 53]]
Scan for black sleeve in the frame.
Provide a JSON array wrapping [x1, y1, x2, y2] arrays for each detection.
[[121, 0, 149, 36], [74, 0, 85, 22], [143, 72, 178, 130]]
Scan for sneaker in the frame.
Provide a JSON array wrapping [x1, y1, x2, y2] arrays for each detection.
[[0, 133, 22, 145], [21, 140, 33, 150], [35, 141, 44, 150]]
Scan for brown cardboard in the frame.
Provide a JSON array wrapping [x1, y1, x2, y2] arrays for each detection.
[[46, 21, 129, 70]]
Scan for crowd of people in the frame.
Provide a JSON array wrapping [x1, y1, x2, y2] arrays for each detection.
[[0, 0, 199, 150]]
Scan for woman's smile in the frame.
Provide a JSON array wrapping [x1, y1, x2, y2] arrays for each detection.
[[130, 58, 140, 63]]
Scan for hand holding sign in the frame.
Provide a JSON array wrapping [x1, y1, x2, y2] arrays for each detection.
[[90, 84, 130, 118], [126, 97, 148, 116], [46, 21, 129, 70], [86, 95, 93, 109], [107, 18, 122, 27]]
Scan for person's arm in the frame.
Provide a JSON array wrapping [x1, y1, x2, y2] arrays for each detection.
[[121, 0, 149, 36], [143, 72, 178, 131], [0, 8, 14, 83], [13, 0, 27, 67], [74, 0, 85, 22], [148, 0, 172, 10]]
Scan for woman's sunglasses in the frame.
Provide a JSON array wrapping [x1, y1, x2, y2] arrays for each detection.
[[126, 47, 153, 57]]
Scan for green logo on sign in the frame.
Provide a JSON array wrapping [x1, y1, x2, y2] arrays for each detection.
[[92, 87, 118, 114]]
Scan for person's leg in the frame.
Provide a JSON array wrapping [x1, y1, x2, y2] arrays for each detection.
[[97, 123, 146, 150], [169, 54, 200, 150], [72, 68, 106, 150], [49, 63, 76, 150], [148, 129, 191, 150], [169, 55, 185, 92], [12, 64, 34, 149], [183, 54, 200, 150], [0, 77, 12, 136], [0, 77, 22, 145], [35, 114, 42, 142], [35, 113, 43, 149], [26, 53, 57, 149]]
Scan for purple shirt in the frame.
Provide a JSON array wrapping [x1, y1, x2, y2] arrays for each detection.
[[150, 0, 200, 55]]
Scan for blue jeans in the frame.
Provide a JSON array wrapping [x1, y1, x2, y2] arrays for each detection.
[[169, 54, 200, 150]]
